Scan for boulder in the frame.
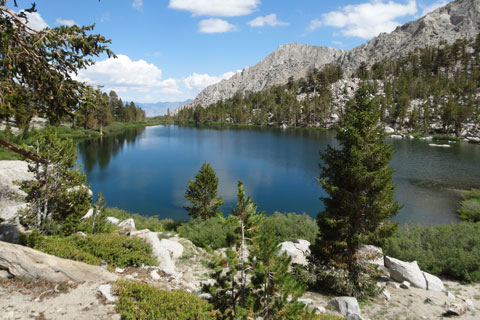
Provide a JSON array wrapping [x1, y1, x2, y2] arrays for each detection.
[[445, 303, 467, 316], [118, 218, 135, 231], [384, 126, 395, 134], [150, 269, 161, 281], [400, 281, 411, 289], [0, 241, 118, 282], [159, 238, 184, 260], [0, 223, 22, 244], [0, 161, 32, 221], [98, 284, 117, 303], [0, 269, 11, 280], [106, 217, 120, 225], [384, 256, 427, 290], [358, 245, 383, 266], [422, 271, 445, 292], [131, 230, 176, 276], [81, 208, 94, 219], [278, 239, 310, 265], [329, 297, 361, 317]]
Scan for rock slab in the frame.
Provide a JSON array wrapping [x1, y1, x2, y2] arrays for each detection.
[[329, 297, 361, 317], [384, 256, 427, 290], [0, 241, 118, 282]]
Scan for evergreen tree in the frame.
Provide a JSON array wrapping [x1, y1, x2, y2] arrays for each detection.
[[310, 85, 401, 297], [18, 127, 91, 235], [184, 162, 223, 219], [206, 181, 308, 319]]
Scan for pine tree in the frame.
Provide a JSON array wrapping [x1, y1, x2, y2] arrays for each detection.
[[18, 126, 91, 235], [310, 85, 401, 297], [206, 181, 308, 319], [184, 162, 224, 219]]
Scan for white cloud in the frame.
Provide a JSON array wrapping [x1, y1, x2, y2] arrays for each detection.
[[248, 14, 288, 27], [132, 0, 143, 11], [168, 0, 260, 17], [21, 11, 49, 30], [56, 18, 75, 26], [74, 54, 237, 103], [421, 0, 448, 16], [198, 18, 237, 33], [184, 71, 236, 89], [310, 0, 418, 39]]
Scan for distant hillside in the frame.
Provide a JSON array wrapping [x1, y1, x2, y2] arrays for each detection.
[[182, 0, 480, 110], [136, 100, 192, 117]]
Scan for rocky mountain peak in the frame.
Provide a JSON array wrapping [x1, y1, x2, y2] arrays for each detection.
[[181, 0, 480, 110]]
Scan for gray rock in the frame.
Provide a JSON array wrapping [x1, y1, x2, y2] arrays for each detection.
[[385, 256, 427, 290], [463, 298, 474, 310], [316, 306, 326, 314], [118, 218, 135, 231], [422, 271, 445, 292], [445, 303, 467, 316], [131, 230, 177, 276], [278, 239, 310, 265], [446, 291, 456, 299], [383, 289, 391, 301], [329, 297, 361, 317], [0, 241, 118, 282], [0, 161, 32, 221], [198, 293, 212, 300], [114, 267, 124, 273], [385, 126, 395, 134], [358, 245, 383, 266], [106, 217, 120, 225], [150, 269, 161, 281], [400, 281, 411, 289], [347, 314, 364, 320], [98, 284, 117, 303], [0, 269, 12, 280], [298, 298, 313, 305], [159, 238, 184, 260], [0, 223, 22, 244]]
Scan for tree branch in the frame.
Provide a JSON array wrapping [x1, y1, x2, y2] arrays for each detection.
[[0, 137, 46, 164]]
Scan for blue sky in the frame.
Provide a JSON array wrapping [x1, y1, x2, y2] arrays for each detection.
[[10, 0, 451, 105]]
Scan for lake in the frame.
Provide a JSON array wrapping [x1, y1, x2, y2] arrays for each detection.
[[77, 125, 480, 225]]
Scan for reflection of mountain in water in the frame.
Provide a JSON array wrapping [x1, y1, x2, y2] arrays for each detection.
[[78, 127, 146, 173]]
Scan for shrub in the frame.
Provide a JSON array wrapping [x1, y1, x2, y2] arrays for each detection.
[[260, 212, 319, 243], [383, 222, 480, 282], [177, 216, 238, 249], [113, 280, 216, 320], [31, 233, 156, 268], [33, 236, 100, 265], [105, 207, 179, 232], [457, 189, 480, 222]]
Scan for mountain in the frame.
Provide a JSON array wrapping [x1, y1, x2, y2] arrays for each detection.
[[136, 100, 192, 117], [182, 0, 480, 110]]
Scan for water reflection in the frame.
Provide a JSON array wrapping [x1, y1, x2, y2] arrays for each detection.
[[77, 125, 480, 225], [78, 127, 146, 172]]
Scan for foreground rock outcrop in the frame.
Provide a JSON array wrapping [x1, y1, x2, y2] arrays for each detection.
[[0, 241, 118, 282]]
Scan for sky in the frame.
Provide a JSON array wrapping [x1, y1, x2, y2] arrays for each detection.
[[9, 0, 452, 105]]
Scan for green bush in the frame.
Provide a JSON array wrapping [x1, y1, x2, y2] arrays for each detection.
[[260, 212, 319, 243], [113, 280, 216, 320], [458, 189, 480, 222], [105, 207, 179, 232], [31, 233, 156, 268], [177, 216, 238, 249], [32, 236, 100, 265], [383, 222, 480, 282]]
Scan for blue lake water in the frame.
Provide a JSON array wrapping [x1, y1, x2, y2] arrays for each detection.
[[77, 125, 480, 225]]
